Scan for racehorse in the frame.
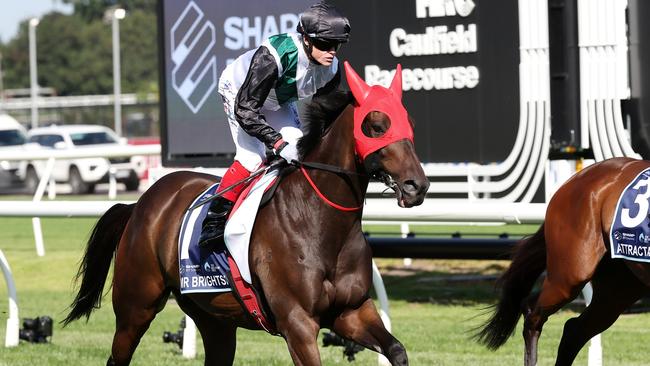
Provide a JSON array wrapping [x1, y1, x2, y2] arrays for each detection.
[[62, 63, 429, 366], [476, 157, 650, 365]]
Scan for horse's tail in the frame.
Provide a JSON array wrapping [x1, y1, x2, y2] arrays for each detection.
[[475, 223, 547, 349], [62, 203, 135, 326]]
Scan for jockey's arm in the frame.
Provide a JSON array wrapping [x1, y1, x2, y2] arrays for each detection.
[[234, 46, 283, 151]]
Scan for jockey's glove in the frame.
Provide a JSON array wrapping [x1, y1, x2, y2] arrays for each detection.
[[273, 139, 299, 163]]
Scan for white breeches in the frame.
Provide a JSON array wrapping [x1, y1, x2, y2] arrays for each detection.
[[219, 81, 303, 172]]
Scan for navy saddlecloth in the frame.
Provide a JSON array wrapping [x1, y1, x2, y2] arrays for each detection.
[[178, 182, 232, 294], [610, 168, 650, 263]]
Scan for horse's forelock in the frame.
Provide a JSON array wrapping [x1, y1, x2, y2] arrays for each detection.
[[298, 89, 353, 158]]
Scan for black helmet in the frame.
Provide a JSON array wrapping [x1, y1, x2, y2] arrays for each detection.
[[297, 2, 350, 43]]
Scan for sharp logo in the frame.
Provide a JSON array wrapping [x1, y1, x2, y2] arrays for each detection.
[[170, 1, 217, 114]]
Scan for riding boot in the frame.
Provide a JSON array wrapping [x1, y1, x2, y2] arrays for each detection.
[[198, 160, 251, 247], [198, 196, 234, 246]]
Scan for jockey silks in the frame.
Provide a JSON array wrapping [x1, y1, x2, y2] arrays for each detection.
[[344, 62, 414, 161], [220, 33, 339, 112]]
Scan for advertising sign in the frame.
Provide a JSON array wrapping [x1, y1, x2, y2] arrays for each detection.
[[159, 0, 520, 166], [159, 0, 305, 166]]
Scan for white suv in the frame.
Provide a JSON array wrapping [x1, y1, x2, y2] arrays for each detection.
[[19, 125, 141, 194], [0, 114, 28, 189]]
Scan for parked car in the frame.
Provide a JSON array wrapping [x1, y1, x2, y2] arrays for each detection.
[[0, 114, 28, 189], [18, 125, 141, 194]]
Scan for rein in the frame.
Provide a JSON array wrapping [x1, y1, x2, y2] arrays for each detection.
[[293, 161, 364, 212]]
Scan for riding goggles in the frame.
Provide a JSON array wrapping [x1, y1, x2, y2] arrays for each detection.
[[310, 37, 342, 52]]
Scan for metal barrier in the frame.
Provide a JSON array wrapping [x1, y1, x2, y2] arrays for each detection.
[[368, 237, 518, 260]]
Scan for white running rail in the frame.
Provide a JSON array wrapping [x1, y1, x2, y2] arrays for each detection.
[[0, 144, 160, 257]]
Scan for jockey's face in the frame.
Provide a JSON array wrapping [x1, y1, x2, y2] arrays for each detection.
[[304, 36, 340, 66]]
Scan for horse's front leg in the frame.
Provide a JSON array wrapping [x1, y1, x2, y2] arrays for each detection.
[[276, 309, 322, 366], [332, 298, 408, 366]]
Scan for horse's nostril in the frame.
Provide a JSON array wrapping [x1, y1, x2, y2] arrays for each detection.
[[403, 180, 418, 194]]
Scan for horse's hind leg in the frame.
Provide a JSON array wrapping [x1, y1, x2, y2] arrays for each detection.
[[332, 298, 407, 366], [109, 270, 169, 365], [522, 227, 606, 366], [195, 319, 237, 365], [174, 293, 237, 365], [555, 259, 646, 366]]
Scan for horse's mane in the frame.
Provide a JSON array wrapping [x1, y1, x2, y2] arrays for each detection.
[[298, 89, 353, 158]]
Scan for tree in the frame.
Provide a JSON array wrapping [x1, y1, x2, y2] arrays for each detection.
[[61, 0, 156, 22], [1, 6, 157, 96]]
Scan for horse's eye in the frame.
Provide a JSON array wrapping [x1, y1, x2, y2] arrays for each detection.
[[361, 112, 390, 138]]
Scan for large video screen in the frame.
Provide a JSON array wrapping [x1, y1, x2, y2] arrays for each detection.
[[158, 0, 519, 166]]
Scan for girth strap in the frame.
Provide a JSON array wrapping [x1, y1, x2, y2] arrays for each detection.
[[227, 257, 278, 335]]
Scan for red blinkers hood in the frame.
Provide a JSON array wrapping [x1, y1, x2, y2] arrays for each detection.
[[344, 61, 414, 160]]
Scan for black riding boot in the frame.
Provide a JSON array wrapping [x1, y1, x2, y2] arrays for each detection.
[[198, 196, 234, 247]]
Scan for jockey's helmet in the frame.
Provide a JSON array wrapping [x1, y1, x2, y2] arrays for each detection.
[[297, 2, 350, 43]]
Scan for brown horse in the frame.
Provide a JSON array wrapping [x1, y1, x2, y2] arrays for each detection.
[[63, 66, 428, 365], [477, 157, 650, 365]]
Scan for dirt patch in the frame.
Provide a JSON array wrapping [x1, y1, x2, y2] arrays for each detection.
[[376, 258, 509, 277]]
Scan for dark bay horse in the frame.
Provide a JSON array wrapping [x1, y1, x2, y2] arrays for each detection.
[[63, 64, 428, 365], [477, 157, 650, 365]]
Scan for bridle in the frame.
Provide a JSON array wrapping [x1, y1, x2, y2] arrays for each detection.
[[292, 62, 414, 212]]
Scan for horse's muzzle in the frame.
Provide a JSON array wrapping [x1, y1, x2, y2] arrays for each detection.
[[397, 178, 429, 207]]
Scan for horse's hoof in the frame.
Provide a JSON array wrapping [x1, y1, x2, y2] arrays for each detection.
[[387, 342, 408, 366]]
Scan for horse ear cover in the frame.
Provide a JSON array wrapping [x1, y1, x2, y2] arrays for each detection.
[[344, 61, 370, 104], [389, 64, 403, 100], [344, 62, 403, 103]]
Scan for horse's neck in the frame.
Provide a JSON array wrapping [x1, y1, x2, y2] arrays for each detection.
[[307, 106, 356, 167], [304, 105, 368, 202]]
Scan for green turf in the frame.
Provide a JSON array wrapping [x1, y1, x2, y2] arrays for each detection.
[[0, 214, 648, 364]]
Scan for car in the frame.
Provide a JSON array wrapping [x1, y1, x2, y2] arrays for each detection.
[[18, 124, 141, 194], [0, 114, 28, 189]]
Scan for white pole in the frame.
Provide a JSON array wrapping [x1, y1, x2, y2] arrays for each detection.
[[0, 249, 19, 347], [32, 157, 56, 257], [108, 167, 117, 199], [371, 260, 391, 366], [182, 315, 197, 358], [582, 282, 602, 366], [29, 18, 40, 129], [112, 9, 125, 137], [401, 223, 412, 267]]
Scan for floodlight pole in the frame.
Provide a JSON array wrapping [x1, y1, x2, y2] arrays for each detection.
[[111, 9, 126, 136], [29, 18, 40, 129], [0, 52, 5, 114]]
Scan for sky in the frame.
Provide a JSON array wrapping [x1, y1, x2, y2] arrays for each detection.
[[0, 0, 73, 43]]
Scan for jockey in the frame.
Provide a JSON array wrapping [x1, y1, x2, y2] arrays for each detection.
[[199, 1, 351, 246]]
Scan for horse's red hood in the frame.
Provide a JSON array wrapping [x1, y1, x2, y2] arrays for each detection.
[[344, 62, 414, 160]]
